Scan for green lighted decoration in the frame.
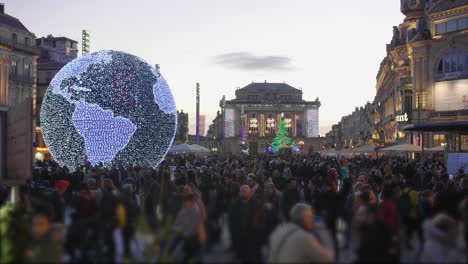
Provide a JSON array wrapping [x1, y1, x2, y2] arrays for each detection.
[[268, 114, 297, 151]]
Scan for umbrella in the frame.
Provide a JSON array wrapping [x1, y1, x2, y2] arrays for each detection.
[[379, 143, 422, 152]]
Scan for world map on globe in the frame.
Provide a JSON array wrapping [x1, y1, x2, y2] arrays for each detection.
[[41, 50, 177, 170]]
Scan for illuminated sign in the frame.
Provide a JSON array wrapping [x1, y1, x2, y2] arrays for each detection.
[[395, 113, 409, 122], [36, 147, 49, 152], [435, 79, 468, 111]]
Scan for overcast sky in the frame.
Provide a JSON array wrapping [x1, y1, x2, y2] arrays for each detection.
[[6, 0, 404, 135]]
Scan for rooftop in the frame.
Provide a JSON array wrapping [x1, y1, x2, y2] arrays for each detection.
[[429, 0, 468, 14], [238, 82, 301, 93], [0, 4, 30, 32], [37, 35, 78, 44]]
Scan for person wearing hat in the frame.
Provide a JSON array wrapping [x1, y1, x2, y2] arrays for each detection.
[[49, 180, 70, 222]]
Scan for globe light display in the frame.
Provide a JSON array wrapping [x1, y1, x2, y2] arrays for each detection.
[[41, 50, 177, 170]]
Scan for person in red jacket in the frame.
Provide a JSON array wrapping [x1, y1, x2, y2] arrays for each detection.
[[378, 184, 400, 261]]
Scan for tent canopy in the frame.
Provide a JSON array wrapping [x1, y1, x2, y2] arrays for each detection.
[[425, 145, 445, 152], [169, 144, 210, 153], [352, 145, 375, 154], [380, 143, 422, 152]]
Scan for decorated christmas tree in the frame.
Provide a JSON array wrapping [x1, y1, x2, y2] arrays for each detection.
[[269, 115, 297, 151]]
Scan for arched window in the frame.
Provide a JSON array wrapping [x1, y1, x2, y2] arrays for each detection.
[[266, 113, 276, 136], [436, 49, 468, 81], [249, 113, 258, 136]]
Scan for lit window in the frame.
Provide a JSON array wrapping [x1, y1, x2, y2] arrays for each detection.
[[433, 134, 445, 147], [435, 17, 468, 35], [436, 49, 468, 81], [10, 61, 17, 76], [266, 113, 276, 136], [249, 113, 258, 135], [24, 63, 30, 78]]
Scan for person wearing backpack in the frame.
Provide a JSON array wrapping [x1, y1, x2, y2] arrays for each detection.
[[399, 178, 419, 250]]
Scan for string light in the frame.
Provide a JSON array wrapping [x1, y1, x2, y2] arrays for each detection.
[[41, 50, 177, 170]]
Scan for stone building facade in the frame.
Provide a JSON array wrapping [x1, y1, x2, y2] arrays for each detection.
[[325, 102, 375, 149], [326, 0, 468, 152], [217, 82, 321, 154], [174, 110, 189, 144], [35, 35, 78, 160], [0, 4, 40, 180], [376, 0, 468, 151]]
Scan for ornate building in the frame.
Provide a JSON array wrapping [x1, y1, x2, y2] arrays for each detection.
[[375, 0, 468, 152], [220, 82, 321, 154], [326, 0, 468, 156], [0, 4, 40, 180]]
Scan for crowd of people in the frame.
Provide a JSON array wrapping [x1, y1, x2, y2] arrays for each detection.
[[0, 153, 468, 263]]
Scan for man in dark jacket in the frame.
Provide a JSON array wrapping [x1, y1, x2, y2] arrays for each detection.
[[49, 180, 70, 222], [280, 177, 302, 221], [228, 185, 259, 263]]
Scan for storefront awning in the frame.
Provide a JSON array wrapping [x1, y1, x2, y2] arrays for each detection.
[[402, 121, 468, 132]]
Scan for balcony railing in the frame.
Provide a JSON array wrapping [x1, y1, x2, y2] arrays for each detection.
[[0, 36, 41, 55]]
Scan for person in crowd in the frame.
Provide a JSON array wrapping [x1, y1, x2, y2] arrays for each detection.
[[267, 203, 335, 263], [3, 153, 467, 263], [399, 178, 420, 249], [340, 158, 350, 181], [419, 190, 436, 225], [280, 177, 303, 221], [420, 213, 466, 263], [228, 185, 259, 262], [49, 180, 70, 222], [173, 193, 207, 262], [355, 204, 393, 263], [103, 178, 119, 197], [25, 212, 62, 263]]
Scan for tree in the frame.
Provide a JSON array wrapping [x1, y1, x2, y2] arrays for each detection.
[[269, 119, 297, 151]]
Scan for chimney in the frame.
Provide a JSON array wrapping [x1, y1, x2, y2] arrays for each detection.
[[0, 4, 4, 14]]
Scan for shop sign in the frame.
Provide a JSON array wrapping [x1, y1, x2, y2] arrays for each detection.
[[395, 113, 409, 122]]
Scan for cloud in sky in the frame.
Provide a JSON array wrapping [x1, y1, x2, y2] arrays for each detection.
[[213, 52, 294, 71]]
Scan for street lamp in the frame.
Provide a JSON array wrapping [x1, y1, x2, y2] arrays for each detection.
[[298, 141, 304, 154]]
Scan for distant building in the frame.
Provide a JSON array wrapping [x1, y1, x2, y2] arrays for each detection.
[[206, 110, 223, 151], [35, 35, 78, 160], [199, 115, 206, 136], [217, 81, 321, 154], [0, 3, 40, 180], [175, 110, 189, 144], [325, 102, 375, 149]]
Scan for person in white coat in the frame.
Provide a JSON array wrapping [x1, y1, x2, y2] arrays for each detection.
[[420, 213, 466, 263], [267, 203, 335, 263]]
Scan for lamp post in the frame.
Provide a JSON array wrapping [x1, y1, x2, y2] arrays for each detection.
[[298, 141, 304, 154]]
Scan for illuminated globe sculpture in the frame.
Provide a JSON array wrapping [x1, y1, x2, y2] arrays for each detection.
[[41, 50, 177, 170]]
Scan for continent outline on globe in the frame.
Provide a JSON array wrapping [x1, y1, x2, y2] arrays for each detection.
[[40, 50, 177, 170]]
